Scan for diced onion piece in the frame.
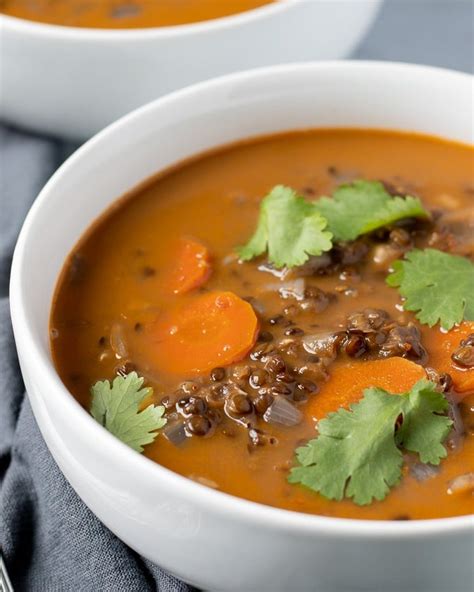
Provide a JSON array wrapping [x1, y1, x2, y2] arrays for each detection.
[[163, 422, 187, 446], [188, 475, 219, 489], [222, 253, 239, 266], [409, 462, 439, 482], [257, 262, 291, 279], [302, 331, 338, 359], [263, 396, 302, 427], [447, 472, 474, 495], [110, 323, 128, 359], [371, 244, 402, 272], [446, 395, 464, 450], [258, 278, 305, 300], [278, 278, 306, 301]]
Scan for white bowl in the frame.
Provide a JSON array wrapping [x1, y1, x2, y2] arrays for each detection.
[[0, 0, 382, 139], [10, 62, 474, 592]]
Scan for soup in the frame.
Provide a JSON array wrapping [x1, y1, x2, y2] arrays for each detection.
[[0, 0, 274, 28], [50, 129, 474, 520]]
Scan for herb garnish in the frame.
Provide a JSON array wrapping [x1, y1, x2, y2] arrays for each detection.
[[90, 372, 166, 452], [387, 248, 474, 330], [238, 181, 429, 268], [288, 380, 452, 505], [314, 180, 429, 242], [238, 185, 332, 268]]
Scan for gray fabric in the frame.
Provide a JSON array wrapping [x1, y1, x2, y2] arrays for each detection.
[[0, 1, 472, 590], [354, 0, 474, 73]]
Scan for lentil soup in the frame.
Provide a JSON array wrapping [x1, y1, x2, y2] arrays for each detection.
[[50, 129, 474, 520], [0, 0, 274, 28]]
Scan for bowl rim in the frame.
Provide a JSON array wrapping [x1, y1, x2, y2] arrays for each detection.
[[10, 60, 474, 539], [0, 0, 292, 39]]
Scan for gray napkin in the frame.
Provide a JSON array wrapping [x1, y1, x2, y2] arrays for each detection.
[[0, 1, 471, 590]]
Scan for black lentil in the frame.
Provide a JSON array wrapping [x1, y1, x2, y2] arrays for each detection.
[[186, 415, 212, 437], [210, 367, 226, 381]]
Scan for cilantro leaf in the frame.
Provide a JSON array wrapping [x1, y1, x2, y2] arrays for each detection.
[[238, 182, 429, 269], [238, 185, 333, 268], [314, 180, 429, 242], [387, 248, 474, 330], [288, 380, 452, 505], [289, 388, 403, 504], [90, 372, 166, 453], [396, 380, 451, 465]]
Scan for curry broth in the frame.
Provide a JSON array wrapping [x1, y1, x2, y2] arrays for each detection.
[[50, 129, 474, 520], [0, 0, 274, 28]]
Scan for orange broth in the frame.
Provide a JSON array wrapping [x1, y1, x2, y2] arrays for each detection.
[[0, 0, 274, 28], [50, 129, 474, 520]]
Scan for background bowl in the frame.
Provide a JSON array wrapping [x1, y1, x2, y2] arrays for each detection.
[[0, 0, 381, 139], [10, 62, 473, 592]]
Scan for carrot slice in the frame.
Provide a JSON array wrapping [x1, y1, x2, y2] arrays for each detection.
[[307, 357, 426, 421], [150, 291, 258, 374], [427, 321, 474, 395], [167, 237, 211, 295]]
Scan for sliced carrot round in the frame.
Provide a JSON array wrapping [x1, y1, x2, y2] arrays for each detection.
[[150, 291, 258, 374], [307, 357, 426, 421], [167, 237, 211, 295], [427, 321, 474, 396]]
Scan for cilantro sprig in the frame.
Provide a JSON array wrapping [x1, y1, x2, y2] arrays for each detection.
[[90, 372, 166, 453], [387, 248, 474, 330], [288, 380, 452, 506], [238, 185, 333, 268], [238, 181, 429, 268], [315, 180, 429, 242]]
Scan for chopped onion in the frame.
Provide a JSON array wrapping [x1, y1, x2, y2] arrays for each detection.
[[278, 278, 306, 300], [302, 331, 338, 358], [259, 278, 306, 300], [263, 396, 302, 427], [222, 252, 239, 266], [188, 475, 219, 489], [257, 262, 291, 279], [447, 472, 474, 495], [371, 244, 402, 271], [446, 395, 465, 450], [110, 322, 128, 360], [409, 463, 439, 482], [163, 422, 187, 446]]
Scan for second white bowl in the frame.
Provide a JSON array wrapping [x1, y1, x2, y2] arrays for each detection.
[[0, 0, 381, 139]]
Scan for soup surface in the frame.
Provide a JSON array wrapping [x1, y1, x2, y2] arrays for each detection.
[[50, 129, 474, 520], [0, 0, 274, 28]]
